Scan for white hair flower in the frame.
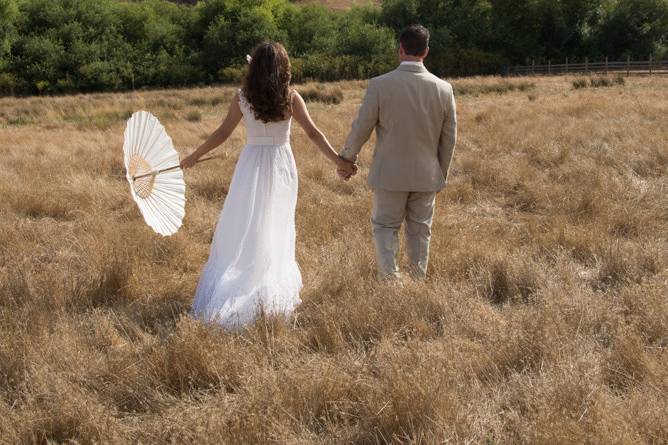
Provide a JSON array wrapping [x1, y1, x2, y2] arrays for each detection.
[[246, 54, 252, 64]]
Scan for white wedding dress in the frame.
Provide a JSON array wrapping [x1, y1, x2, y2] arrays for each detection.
[[190, 89, 302, 329]]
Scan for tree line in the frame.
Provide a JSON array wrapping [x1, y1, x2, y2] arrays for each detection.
[[0, 0, 666, 95]]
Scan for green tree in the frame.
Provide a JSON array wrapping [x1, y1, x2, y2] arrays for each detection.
[[380, 0, 500, 76], [280, 4, 340, 56], [117, 0, 201, 87], [0, 0, 19, 92], [0, 0, 19, 64], [190, 0, 289, 80], [337, 7, 395, 58], [2, 0, 668, 95], [595, 0, 668, 59]]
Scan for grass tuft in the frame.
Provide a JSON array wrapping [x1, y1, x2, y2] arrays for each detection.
[[572, 75, 626, 89], [453, 80, 535, 96], [298, 85, 344, 104], [185, 110, 202, 122]]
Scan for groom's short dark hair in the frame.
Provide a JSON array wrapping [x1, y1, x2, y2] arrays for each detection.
[[400, 25, 429, 56]]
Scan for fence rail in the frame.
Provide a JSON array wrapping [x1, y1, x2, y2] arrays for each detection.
[[506, 58, 668, 76]]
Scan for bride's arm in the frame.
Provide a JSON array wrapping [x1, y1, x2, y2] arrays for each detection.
[[291, 90, 357, 174], [181, 96, 243, 169]]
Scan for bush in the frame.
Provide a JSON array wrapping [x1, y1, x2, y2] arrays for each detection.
[[0, 72, 19, 95], [218, 65, 245, 83]]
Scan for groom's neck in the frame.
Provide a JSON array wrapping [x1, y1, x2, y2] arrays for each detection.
[[399, 54, 424, 63]]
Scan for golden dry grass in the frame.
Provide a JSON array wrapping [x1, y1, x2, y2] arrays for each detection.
[[0, 75, 667, 444]]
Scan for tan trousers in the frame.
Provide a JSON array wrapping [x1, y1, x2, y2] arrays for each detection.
[[371, 189, 437, 279]]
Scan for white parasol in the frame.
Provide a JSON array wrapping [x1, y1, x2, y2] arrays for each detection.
[[123, 111, 186, 236]]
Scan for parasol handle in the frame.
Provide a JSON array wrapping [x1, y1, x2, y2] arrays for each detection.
[[132, 155, 220, 181]]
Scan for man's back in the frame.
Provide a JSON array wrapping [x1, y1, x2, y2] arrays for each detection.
[[340, 63, 457, 192]]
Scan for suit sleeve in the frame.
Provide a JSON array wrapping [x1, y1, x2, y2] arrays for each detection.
[[339, 79, 379, 162], [438, 87, 457, 185]]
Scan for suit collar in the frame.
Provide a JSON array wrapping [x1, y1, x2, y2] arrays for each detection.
[[396, 64, 428, 73]]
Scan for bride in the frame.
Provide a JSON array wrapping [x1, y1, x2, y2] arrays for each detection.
[[180, 41, 357, 329]]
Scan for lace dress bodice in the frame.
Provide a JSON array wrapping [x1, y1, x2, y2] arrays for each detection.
[[238, 89, 292, 146]]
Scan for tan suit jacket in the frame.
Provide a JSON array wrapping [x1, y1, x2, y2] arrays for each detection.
[[339, 63, 457, 192]]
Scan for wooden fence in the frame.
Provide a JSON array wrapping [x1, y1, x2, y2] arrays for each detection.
[[506, 57, 668, 76]]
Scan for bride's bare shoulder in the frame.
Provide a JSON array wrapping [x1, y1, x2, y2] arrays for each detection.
[[290, 88, 305, 106]]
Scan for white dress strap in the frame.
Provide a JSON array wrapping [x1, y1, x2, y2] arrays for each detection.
[[237, 88, 249, 111]]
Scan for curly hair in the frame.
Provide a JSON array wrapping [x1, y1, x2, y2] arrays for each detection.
[[242, 42, 292, 123]]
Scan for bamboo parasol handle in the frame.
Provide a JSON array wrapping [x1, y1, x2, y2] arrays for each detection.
[[132, 155, 220, 181]]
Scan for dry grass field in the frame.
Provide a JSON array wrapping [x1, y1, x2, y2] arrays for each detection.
[[0, 75, 667, 444]]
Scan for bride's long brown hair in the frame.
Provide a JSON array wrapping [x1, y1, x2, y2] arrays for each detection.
[[242, 41, 292, 123]]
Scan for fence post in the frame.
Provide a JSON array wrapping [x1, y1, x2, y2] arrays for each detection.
[[548, 59, 551, 75], [532, 59, 535, 76], [566, 57, 569, 74], [626, 55, 630, 76], [649, 54, 653, 76], [605, 56, 608, 75], [585, 57, 589, 75]]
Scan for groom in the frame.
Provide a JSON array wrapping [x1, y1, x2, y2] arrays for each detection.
[[338, 24, 457, 281]]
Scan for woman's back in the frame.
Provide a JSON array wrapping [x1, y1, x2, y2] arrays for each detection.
[[238, 89, 292, 147]]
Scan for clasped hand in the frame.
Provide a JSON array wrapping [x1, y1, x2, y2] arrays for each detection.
[[336, 156, 358, 181]]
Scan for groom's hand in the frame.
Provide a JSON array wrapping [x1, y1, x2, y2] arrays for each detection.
[[337, 167, 357, 181], [336, 156, 358, 181], [337, 168, 353, 181]]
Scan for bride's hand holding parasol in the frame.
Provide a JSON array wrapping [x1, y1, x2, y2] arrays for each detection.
[[180, 152, 199, 169]]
